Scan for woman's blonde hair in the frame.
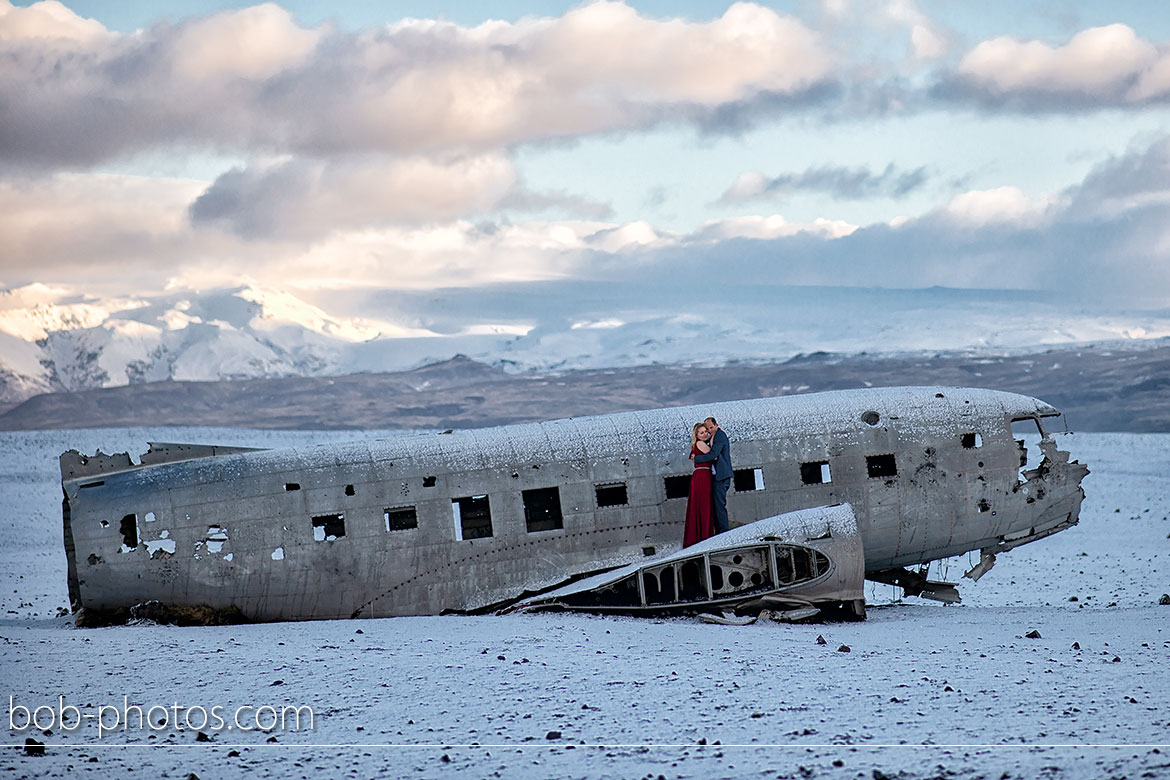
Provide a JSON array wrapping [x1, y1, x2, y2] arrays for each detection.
[[691, 421, 708, 449]]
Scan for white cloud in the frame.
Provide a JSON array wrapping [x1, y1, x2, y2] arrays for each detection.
[[941, 186, 1056, 227], [954, 24, 1166, 104], [909, 23, 946, 61], [190, 154, 520, 238], [165, 3, 322, 82], [884, 0, 948, 61], [0, 0, 109, 43], [584, 221, 666, 252], [0, 1, 834, 168], [723, 172, 770, 202], [5, 131, 1170, 305], [689, 214, 857, 241], [0, 173, 207, 275]]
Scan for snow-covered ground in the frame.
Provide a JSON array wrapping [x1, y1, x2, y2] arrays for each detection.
[[2, 429, 1168, 779]]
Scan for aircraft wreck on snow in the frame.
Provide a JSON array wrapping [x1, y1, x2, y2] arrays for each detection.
[[58, 386, 1089, 624]]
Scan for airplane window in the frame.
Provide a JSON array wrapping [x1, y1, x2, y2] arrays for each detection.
[[800, 461, 832, 485], [595, 482, 628, 507], [663, 475, 690, 500], [119, 513, 138, 551], [522, 487, 564, 532], [311, 513, 345, 542], [385, 505, 418, 531], [733, 468, 765, 492], [961, 433, 983, 449], [866, 454, 898, 478], [452, 495, 492, 540]]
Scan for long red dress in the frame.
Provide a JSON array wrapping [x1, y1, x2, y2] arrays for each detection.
[[683, 445, 715, 547]]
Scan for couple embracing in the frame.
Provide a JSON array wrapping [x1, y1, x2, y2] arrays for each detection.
[[683, 416, 732, 548]]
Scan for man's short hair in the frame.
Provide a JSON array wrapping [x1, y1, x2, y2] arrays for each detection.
[[705, 417, 718, 426]]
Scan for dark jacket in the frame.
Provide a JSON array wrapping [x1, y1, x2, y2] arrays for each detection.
[[694, 428, 731, 481]]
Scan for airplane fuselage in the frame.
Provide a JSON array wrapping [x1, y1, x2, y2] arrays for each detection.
[[60, 386, 1088, 621]]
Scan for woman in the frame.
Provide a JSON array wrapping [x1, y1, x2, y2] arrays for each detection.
[[683, 421, 715, 547]]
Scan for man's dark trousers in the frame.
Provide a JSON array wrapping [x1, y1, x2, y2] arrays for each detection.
[[712, 477, 731, 534]]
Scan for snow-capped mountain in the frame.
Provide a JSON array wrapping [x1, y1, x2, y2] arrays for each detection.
[[2, 281, 1169, 406]]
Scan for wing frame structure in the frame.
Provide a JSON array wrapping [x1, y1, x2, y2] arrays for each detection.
[[509, 504, 865, 620]]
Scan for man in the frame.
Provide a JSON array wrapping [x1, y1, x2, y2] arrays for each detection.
[[693, 416, 731, 534]]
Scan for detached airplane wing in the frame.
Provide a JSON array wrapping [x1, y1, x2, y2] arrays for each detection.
[[508, 504, 866, 620]]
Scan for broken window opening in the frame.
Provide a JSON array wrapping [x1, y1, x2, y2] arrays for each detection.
[[119, 514, 138, 551], [961, 432, 983, 449], [595, 482, 629, 507], [1010, 418, 1044, 481], [522, 487, 564, 533], [344, 484, 355, 496], [284, 482, 301, 491], [866, 453, 898, 478], [800, 461, 832, 485], [385, 506, 418, 532], [422, 476, 437, 488], [732, 468, 765, 492], [312, 513, 346, 542], [452, 495, 492, 540], [663, 475, 690, 500]]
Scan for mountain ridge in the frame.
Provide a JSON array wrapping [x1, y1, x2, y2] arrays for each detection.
[[3, 283, 1170, 407], [3, 341, 1167, 432]]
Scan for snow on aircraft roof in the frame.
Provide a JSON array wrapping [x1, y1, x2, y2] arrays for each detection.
[[109, 386, 1057, 486]]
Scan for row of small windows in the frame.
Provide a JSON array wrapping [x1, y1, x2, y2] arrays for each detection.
[[114, 431, 988, 550], [284, 431, 982, 503], [315, 452, 910, 543], [307, 488, 567, 544]]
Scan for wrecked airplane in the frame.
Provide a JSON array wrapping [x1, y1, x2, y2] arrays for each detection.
[[59, 386, 1088, 624]]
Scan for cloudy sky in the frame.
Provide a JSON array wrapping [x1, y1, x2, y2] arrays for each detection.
[[3, 0, 1170, 310]]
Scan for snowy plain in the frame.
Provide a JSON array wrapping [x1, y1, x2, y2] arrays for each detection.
[[2, 427, 1168, 779]]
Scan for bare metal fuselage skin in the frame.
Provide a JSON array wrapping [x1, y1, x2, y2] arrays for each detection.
[[60, 387, 1088, 621]]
